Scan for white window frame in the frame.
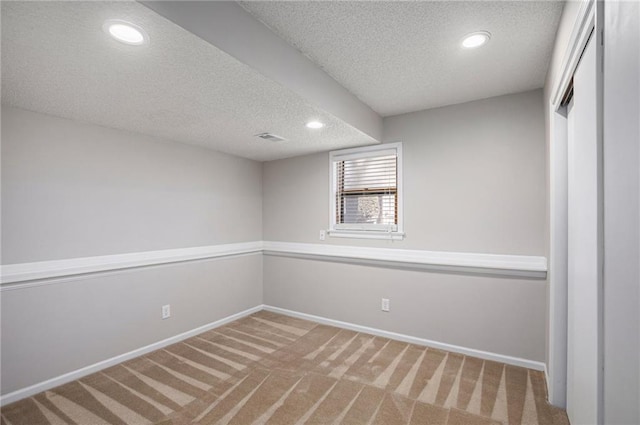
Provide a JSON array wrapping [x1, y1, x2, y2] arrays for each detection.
[[329, 142, 404, 240]]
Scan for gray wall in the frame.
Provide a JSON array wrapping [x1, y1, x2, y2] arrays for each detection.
[[603, 1, 640, 423], [263, 90, 547, 362], [2, 90, 550, 394], [264, 90, 545, 254], [545, 1, 640, 415], [1, 255, 262, 395], [0, 107, 264, 395], [1, 107, 262, 264], [543, 0, 581, 407], [264, 256, 546, 361]]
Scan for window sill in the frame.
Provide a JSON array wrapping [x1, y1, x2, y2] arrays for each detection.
[[328, 230, 405, 241]]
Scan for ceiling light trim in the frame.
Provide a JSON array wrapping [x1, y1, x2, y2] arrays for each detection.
[[461, 31, 491, 49], [305, 121, 325, 129], [103, 19, 149, 46]]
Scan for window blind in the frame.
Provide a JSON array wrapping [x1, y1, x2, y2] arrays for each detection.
[[334, 152, 398, 231]]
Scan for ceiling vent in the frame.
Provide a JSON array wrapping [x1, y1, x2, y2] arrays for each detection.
[[255, 133, 287, 142]]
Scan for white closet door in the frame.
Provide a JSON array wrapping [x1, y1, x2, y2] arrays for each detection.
[[566, 34, 601, 425]]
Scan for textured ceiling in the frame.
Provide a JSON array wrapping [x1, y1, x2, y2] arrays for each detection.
[[2, 1, 565, 161], [240, 1, 564, 117], [1, 1, 377, 161]]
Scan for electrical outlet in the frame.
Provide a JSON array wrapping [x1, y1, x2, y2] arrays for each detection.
[[162, 304, 171, 319], [319, 230, 326, 241], [381, 298, 390, 312]]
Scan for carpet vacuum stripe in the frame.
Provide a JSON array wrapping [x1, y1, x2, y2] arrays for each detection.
[[1, 312, 569, 425]]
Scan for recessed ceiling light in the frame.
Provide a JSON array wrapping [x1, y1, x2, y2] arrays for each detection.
[[306, 121, 325, 129], [462, 31, 491, 49], [103, 20, 148, 46]]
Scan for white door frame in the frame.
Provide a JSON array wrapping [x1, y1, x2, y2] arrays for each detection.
[[547, 0, 603, 418]]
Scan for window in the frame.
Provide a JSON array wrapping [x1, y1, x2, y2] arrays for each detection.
[[329, 142, 403, 240]]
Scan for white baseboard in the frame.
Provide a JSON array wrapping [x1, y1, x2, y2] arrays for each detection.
[[545, 367, 552, 402], [263, 305, 547, 372], [0, 305, 263, 407]]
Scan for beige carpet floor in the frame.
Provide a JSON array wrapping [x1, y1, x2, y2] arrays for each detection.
[[1, 311, 569, 425]]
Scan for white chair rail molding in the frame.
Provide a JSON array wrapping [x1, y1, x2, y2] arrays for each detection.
[[1, 241, 547, 288]]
